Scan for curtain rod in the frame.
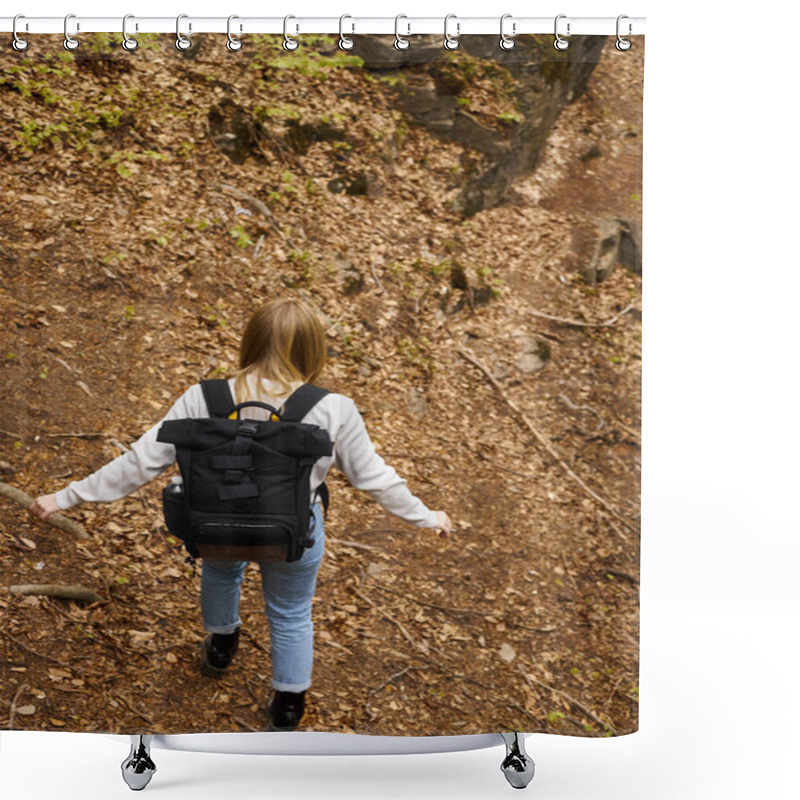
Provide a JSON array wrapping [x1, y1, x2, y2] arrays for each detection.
[[1, 16, 646, 37]]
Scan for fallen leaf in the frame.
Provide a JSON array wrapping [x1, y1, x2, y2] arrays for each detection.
[[15, 705, 36, 716], [498, 643, 517, 663]]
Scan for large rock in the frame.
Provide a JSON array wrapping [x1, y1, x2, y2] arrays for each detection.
[[571, 217, 643, 285], [356, 34, 607, 216]]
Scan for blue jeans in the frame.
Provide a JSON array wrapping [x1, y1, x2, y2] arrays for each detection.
[[200, 503, 325, 692]]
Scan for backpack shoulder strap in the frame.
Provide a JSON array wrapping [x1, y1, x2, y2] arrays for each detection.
[[200, 379, 236, 419], [281, 384, 330, 423]]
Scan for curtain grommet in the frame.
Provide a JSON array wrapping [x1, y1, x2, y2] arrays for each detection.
[[394, 15, 410, 51], [616, 15, 632, 51], [554, 14, 570, 51], [176, 14, 193, 51], [283, 15, 299, 51], [499, 14, 515, 50], [12, 14, 29, 51], [338, 14, 355, 50], [63, 13, 79, 51]]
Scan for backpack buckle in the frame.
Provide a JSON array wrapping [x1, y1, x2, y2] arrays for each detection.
[[237, 420, 258, 437]]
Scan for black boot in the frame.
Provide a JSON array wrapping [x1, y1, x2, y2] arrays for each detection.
[[267, 690, 306, 731], [200, 628, 240, 677]]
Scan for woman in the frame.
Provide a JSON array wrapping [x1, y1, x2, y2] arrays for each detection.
[[29, 297, 452, 731]]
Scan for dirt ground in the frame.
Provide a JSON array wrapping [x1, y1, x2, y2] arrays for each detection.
[[0, 36, 643, 737]]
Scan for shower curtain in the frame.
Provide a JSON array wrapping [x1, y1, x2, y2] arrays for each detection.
[[1, 31, 642, 739]]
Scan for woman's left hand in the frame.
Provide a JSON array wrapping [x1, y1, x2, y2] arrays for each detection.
[[29, 493, 60, 521], [433, 510, 453, 539]]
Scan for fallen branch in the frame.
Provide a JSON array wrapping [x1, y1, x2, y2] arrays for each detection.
[[0, 632, 72, 668], [558, 394, 605, 434], [352, 587, 420, 653], [529, 303, 635, 328], [111, 692, 155, 727], [45, 432, 107, 439], [0, 481, 90, 540], [520, 668, 617, 735], [6, 584, 103, 604], [369, 261, 385, 294], [456, 350, 635, 533], [0, 428, 24, 440], [328, 537, 382, 553], [217, 182, 300, 250], [8, 682, 29, 730], [603, 569, 639, 585]]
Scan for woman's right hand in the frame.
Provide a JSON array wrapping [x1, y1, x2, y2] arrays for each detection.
[[29, 493, 60, 521], [434, 511, 453, 539]]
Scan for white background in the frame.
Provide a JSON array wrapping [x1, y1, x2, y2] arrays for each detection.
[[3, 1, 798, 798]]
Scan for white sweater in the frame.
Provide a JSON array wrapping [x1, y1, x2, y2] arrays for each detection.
[[55, 375, 439, 529]]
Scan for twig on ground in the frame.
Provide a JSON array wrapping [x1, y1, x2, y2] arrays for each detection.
[[520, 668, 618, 735], [217, 183, 300, 250], [8, 682, 29, 730], [328, 537, 382, 553], [369, 262, 385, 294], [601, 676, 625, 721], [231, 714, 260, 733], [603, 569, 639, 585], [371, 584, 483, 617], [456, 349, 635, 534], [112, 692, 155, 727], [558, 394, 605, 434], [0, 632, 72, 668], [45, 432, 106, 439], [364, 665, 424, 720], [352, 587, 420, 653], [529, 303, 635, 328]]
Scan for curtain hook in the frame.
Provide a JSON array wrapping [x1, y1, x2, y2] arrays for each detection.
[[227, 15, 243, 51], [444, 14, 460, 50], [12, 14, 29, 51], [176, 14, 192, 50], [499, 14, 515, 50], [616, 15, 632, 51], [283, 15, 299, 51], [554, 14, 570, 51], [394, 15, 410, 51], [339, 14, 355, 50], [63, 13, 79, 51], [122, 14, 138, 51]]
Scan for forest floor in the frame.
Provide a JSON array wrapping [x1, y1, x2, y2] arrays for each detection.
[[1, 36, 643, 737]]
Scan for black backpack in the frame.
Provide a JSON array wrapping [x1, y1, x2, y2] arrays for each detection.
[[157, 379, 333, 563]]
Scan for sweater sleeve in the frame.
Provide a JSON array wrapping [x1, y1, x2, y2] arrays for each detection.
[[331, 398, 439, 528], [54, 384, 205, 510]]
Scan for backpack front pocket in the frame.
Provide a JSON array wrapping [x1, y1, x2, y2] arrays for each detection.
[[191, 512, 301, 562]]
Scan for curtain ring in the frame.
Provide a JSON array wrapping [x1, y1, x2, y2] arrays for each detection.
[[394, 15, 410, 51], [554, 14, 570, 51], [122, 14, 138, 51], [227, 15, 243, 52], [499, 14, 515, 50], [444, 14, 460, 50], [63, 13, 79, 51], [616, 15, 632, 51], [12, 14, 29, 51], [283, 15, 299, 51], [176, 14, 192, 50], [338, 15, 355, 50]]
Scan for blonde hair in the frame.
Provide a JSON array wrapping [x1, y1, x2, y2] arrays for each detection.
[[231, 298, 327, 403]]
